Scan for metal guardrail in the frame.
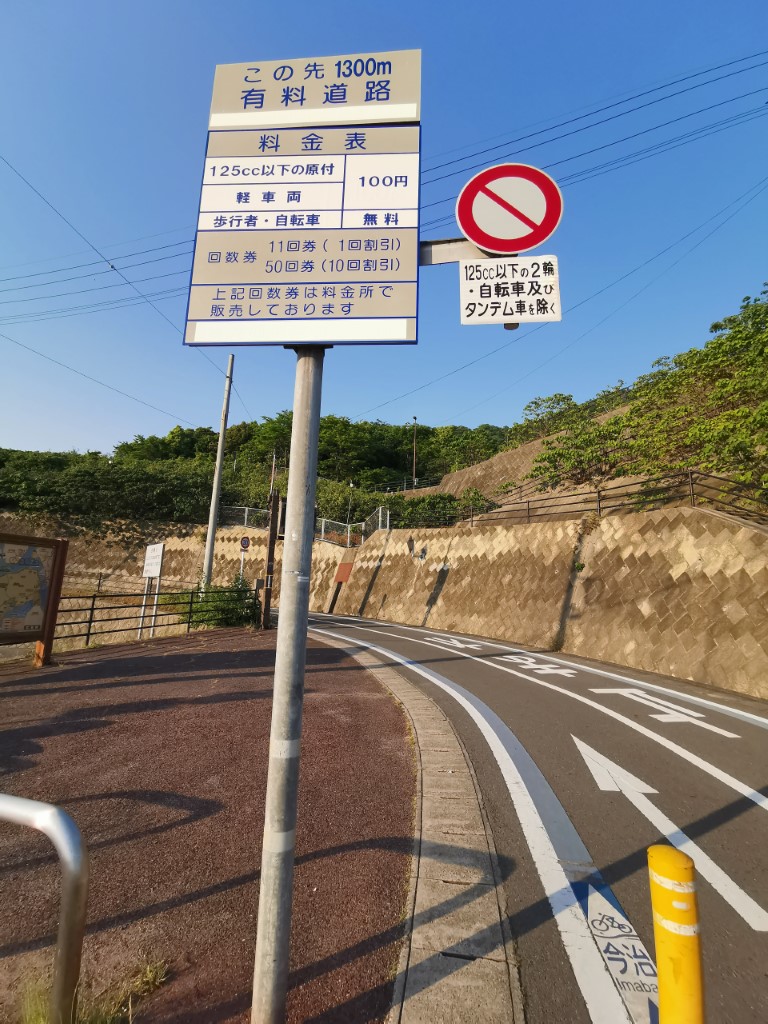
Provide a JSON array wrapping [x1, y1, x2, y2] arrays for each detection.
[[0, 794, 88, 1024], [220, 506, 270, 528], [483, 470, 768, 528], [54, 587, 261, 648]]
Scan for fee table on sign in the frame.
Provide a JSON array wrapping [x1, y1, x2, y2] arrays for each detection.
[[185, 125, 420, 345]]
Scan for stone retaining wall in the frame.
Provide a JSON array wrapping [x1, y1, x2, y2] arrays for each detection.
[[3, 509, 765, 700], [330, 508, 767, 700]]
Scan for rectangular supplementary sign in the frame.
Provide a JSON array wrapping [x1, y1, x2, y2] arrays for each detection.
[[459, 255, 562, 325], [142, 543, 164, 579], [208, 50, 420, 129], [185, 50, 421, 347]]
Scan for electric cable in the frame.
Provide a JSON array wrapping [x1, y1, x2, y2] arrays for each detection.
[[443, 178, 768, 422], [421, 104, 768, 232], [420, 58, 768, 185], [0, 329, 200, 427], [0, 239, 193, 286], [419, 47, 768, 165], [0, 154, 251, 417], [420, 85, 768, 214], [357, 171, 768, 417]]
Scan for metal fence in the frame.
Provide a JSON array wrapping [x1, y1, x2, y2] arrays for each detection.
[[477, 471, 768, 528], [54, 586, 261, 650], [220, 506, 270, 528], [314, 506, 391, 547]]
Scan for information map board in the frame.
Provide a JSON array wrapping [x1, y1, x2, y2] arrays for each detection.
[[185, 50, 421, 347], [0, 533, 68, 654]]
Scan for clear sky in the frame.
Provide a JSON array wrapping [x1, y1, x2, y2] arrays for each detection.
[[1, 1, 766, 453]]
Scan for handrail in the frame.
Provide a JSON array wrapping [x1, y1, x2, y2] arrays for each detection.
[[0, 794, 88, 1024]]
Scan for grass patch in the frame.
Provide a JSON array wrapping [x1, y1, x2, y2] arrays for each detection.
[[21, 955, 169, 1024]]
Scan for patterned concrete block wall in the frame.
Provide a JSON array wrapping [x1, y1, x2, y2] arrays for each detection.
[[566, 508, 768, 698], [0, 514, 346, 606], [331, 509, 768, 700], [332, 522, 580, 649], [4, 510, 764, 698]]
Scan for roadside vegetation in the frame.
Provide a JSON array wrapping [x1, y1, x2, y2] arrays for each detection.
[[1, 288, 765, 532], [21, 956, 168, 1024]]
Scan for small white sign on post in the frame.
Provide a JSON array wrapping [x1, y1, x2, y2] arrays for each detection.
[[459, 255, 561, 326], [142, 543, 164, 578], [139, 543, 164, 641]]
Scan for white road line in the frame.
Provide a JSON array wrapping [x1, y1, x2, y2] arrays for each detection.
[[574, 737, 768, 931], [589, 688, 740, 738], [311, 626, 633, 1024], [321, 616, 768, 731], [335, 621, 768, 814]]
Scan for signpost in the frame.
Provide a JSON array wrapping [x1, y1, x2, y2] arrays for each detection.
[[239, 535, 250, 580], [456, 163, 563, 255], [185, 50, 421, 1024], [459, 254, 561, 325], [184, 51, 421, 348], [138, 542, 164, 641]]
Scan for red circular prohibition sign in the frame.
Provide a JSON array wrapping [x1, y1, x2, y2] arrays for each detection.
[[456, 163, 563, 255]]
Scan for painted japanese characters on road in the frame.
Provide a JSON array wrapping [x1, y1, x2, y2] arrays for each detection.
[[459, 255, 561, 325], [185, 51, 421, 346], [456, 164, 563, 255]]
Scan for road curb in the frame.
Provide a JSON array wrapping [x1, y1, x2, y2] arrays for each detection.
[[314, 633, 523, 1023]]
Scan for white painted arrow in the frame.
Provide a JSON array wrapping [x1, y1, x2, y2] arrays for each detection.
[[573, 736, 768, 932]]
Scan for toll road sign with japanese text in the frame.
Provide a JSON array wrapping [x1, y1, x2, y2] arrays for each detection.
[[459, 256, 561, 325], [456, 164, 563, 255], [185, 50, 421, 347]]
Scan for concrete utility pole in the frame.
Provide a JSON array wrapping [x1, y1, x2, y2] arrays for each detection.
[[412, 414, 418, 489], [251, 346, 325, 1024], [201, 353, 234, 589]]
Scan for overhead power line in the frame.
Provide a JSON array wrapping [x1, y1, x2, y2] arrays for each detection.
[[0, 266, 191, 306], [0, 224, 195, 275], [420, 55, 768, 185], [0, 239, 193, 287], [0, 330, 200, 427], [357, 171, 768, 418], [421, 104, 768, 232], [443, 177, 768, 422], [0, 154, 252, 418], [0, 287, 188, 326], [419, 47, 768, 166], [421, 84, 768, 215]]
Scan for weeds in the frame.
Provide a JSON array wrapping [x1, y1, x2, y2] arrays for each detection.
[[21, 956, 169, 1024]]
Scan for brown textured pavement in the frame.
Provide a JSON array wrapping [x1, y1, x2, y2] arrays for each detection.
[[0, 629, 415, 1023]]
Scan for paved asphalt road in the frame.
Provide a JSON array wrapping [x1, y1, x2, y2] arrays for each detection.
[[308, 612, 768, 1024]]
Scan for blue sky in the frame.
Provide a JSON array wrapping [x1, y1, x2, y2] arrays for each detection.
[[1, 0, 766, 453]]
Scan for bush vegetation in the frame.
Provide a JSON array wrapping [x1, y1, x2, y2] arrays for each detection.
[[1, 288, 765, 530]]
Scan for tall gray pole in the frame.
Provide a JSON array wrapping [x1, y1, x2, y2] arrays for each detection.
[[251, 346, 325, 1023], [201, 353, 234, 589], [412, 414, 417, 488]]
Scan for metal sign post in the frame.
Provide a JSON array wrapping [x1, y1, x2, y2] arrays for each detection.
[[240, 535, 250, 580], [252, 346, 324, 1022], [184, 49, 421, 1024], [138, 543, 164, 640]]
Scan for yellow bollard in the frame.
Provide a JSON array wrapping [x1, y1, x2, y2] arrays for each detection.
[[647, 845, 705, 1023]]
